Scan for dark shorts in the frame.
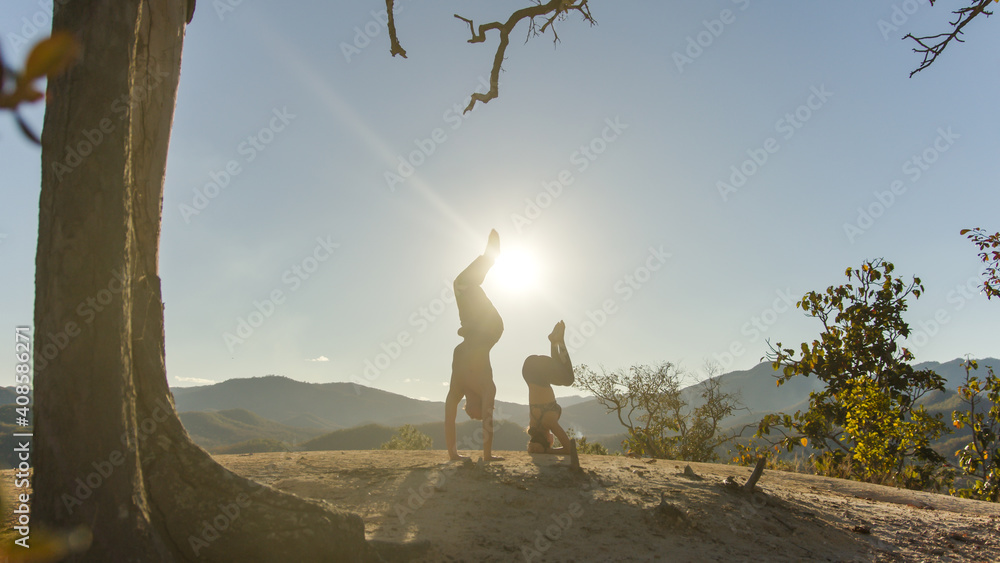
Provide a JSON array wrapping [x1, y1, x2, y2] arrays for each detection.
[[528, 401, 562, 452]]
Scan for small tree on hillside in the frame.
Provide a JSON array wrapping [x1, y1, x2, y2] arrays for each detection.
[[574, 362, 741, 462], [567, 427, 609, 455], [380, 424, 433, 451], [951, 359, 1000, 502], [758, 259, 949, 488]]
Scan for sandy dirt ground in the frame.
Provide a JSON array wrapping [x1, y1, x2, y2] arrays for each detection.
[[211, 450, 1000, 562]]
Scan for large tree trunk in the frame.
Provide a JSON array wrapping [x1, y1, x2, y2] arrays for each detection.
[[33, 2, 378, 561]]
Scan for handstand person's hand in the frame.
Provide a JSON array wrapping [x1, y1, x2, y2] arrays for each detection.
[[485, 229, 500, 260], [449, 452, 470, 461]]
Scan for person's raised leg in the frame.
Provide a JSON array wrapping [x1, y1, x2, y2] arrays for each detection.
[[455, 231, 504, 343], [485, 228, 499, 260], [455, 230, 500, 291], [547, 320, 574, 386], [548, 319, 565, 347]]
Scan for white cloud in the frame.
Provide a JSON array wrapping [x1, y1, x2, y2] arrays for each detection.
[[175, 376, 217, 385], [306, 355, 330, 362]]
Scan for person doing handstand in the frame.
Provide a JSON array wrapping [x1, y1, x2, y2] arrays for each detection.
[[523, 321, 578, 465], [445, 230, 504, 461]]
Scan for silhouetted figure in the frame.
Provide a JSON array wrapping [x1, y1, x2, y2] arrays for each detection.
[[445, 230, 504, 461], [524, 321, 578, 466]]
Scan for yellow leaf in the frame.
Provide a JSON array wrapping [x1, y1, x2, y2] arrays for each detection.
[[22, 32, 79, 82], [800, 437, 808, 447]]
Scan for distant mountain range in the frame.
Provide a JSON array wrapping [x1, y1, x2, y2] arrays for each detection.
[[0, 387, 19, 405], [1, 357, 994, 463], [170, 375, 534, 430], [178, 408, 323, 449], [675, 357, 994, 435], [164, 357, 995, 453]]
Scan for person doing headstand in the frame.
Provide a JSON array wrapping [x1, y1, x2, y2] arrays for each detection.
[[523, 320, 577, 463], [445, 229, 505, 461]]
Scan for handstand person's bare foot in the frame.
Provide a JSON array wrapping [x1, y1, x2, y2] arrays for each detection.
[[548, 320, 566, 344], [485, 229, 500, 260]]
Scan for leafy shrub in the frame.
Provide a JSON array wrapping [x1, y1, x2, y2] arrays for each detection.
[[380, 424, 433, 450], [951, 360, 1000, 502]]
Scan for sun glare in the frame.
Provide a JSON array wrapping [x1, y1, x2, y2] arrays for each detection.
[[491, 247, 540, 292]]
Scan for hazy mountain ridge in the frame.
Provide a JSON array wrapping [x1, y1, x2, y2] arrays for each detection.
[[2, 359, 990, 461], [0, 404, 30, 468], [0, 387, 17, 405], [178, 408, 323, 450], [170, 374, 532, 429], [685, 357, 995, 436], [158, 358, 997, 454]]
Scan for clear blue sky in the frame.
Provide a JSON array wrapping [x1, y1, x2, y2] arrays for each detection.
[[2, 1, 998, 404]]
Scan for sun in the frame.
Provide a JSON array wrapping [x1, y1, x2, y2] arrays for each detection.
[[490, 246, 540, 292]]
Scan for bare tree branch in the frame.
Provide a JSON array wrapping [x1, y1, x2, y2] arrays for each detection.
[[454, 0, 595, 113], [905, 0, 993, 77], [386, 0, 407, 58]]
